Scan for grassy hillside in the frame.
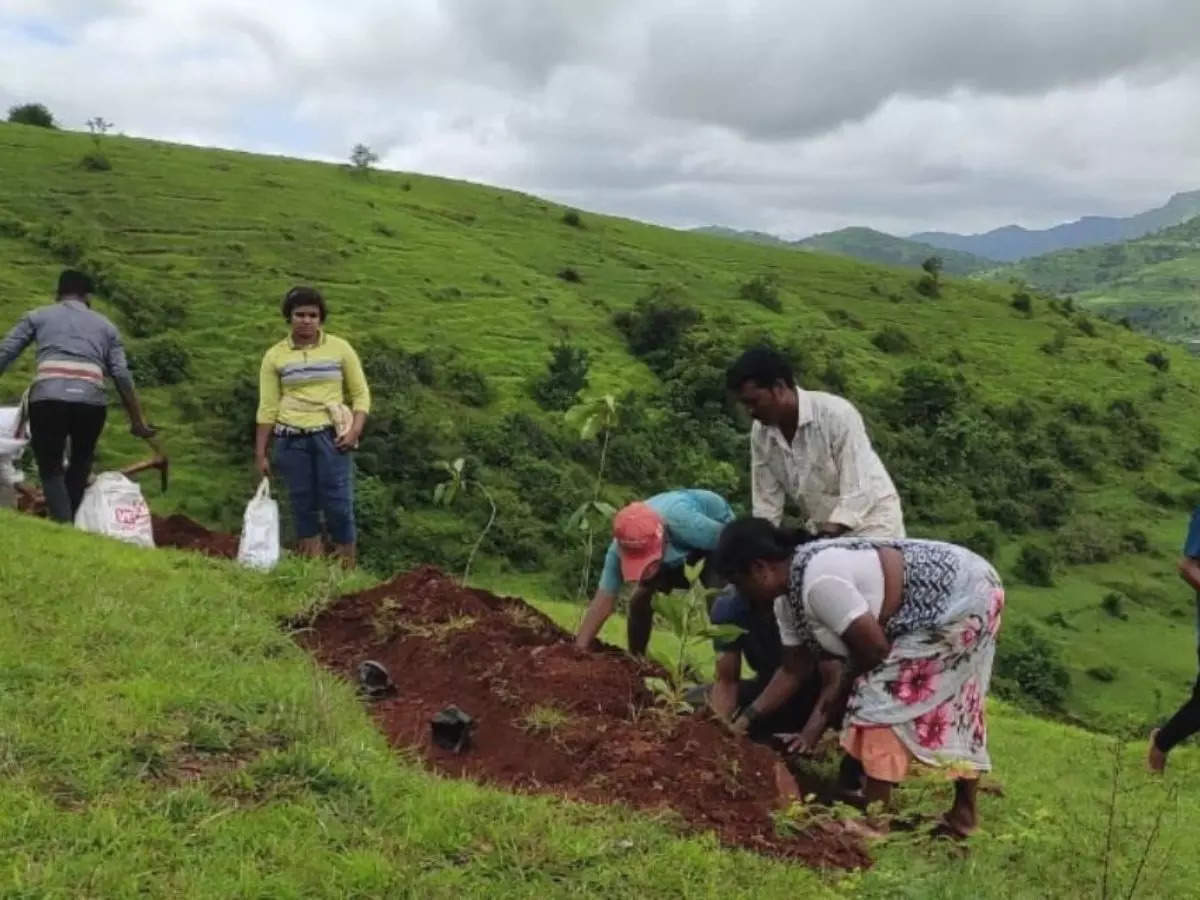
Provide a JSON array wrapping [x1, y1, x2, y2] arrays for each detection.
[[4, 123, 1200, 734], [796, 226, 991, 275], [3, 512, 1200, 898], [981, 216, 1200, 342]]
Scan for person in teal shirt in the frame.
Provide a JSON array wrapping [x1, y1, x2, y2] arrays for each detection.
[[575, 489, 733, 654]]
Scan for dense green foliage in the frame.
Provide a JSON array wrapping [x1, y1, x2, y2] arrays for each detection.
[[1, 123, 1200, 728]]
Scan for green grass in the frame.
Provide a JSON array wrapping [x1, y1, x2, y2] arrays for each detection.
[[4, 121, 1200, 731], [5, 513, 1200, 898]]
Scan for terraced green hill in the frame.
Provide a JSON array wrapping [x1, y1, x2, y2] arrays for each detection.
[[981, 215, 1200, 341], [2, 122, 1200, 732]]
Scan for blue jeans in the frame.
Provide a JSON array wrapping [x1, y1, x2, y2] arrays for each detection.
[[274, 429, 356, 544]]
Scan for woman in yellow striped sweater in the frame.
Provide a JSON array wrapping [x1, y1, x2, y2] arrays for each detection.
[[255, 286, 370, 568]]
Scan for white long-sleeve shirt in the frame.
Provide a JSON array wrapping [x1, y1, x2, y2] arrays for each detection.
[[750, 389, 904, 538]]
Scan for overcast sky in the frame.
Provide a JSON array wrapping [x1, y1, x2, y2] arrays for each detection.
[[4, 0, 1200, 238]]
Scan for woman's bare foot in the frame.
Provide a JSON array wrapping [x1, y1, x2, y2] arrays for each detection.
[[1148, 729, 1167, 774]]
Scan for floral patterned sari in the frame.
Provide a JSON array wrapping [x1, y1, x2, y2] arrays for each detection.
[[785, 540, 1005, 772]]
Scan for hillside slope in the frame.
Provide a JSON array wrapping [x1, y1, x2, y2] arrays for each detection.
[[981, 215, 1200, 342], [913, 190, 1200, 261], [796, 226, 991, 274], [3, 512, 1199, 898], [2, 123, 1200, 731]]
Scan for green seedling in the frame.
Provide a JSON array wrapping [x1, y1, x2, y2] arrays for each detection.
[[644, 558, 743, 712], [519, 704, 571, 736], [433, 457, 497, 587], [565, 393, 620, 605]]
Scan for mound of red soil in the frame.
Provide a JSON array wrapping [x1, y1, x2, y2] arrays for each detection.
[[152, 514, 239, 558], [17, 494, 237, 559], [297, 566, 869, 868]]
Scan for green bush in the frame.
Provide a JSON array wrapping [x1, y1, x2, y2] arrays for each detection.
[[1087, 666, 1118, 683], [1011, 291, 1033, 314], [80, 152, 111, 171], [1075, 316, 1097, 337], [129, 336, 190, 387], [446, 365, 494, 408], [994, 622, 1070, 710], [870, 326, 915, 355], [561, 209, 584, 228], [612, 284, 703, 375], [1057, 518, 1121, 564], [557, 267, 582, 283], [1145, 350, 1170, 372], [1100, 592, 1128, 620], [7, 102, 54, 128], [1015, 544, 1054, 586], [737, 275, 782, 312], [529, 341, 590, 411], [914, 274, 939, 298]]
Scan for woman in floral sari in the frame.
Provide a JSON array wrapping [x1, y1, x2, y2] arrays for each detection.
[[715, 518, 1004, 837]]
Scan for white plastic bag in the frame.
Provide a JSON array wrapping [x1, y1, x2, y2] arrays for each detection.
[[74, 472, 156, 548], [237, 478, 280, 571], [0, 407, 27, 487]]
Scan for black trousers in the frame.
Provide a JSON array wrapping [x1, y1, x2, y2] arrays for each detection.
[[1157, 637, 1200, 753], [28, 400, 107, 523]]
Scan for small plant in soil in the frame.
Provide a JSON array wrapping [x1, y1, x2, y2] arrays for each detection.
[[645, 559, 743, 712], [433, 457, 497, 587], [519, 704, 571, 736], [566, 394, 619, 603]]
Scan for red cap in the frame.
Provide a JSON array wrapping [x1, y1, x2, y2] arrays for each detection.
[[612, 502, 665, 582]]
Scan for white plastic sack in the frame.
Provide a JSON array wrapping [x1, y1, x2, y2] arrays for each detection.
[[74, 472, 156, 548], [237, 478, 280, 571], [0, 407, 27, 487]]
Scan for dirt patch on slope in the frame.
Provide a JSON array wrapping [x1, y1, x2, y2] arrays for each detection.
[[296, 566, 868, 868]]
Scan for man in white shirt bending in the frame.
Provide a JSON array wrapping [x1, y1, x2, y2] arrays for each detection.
[[725, 346, 904, 539]]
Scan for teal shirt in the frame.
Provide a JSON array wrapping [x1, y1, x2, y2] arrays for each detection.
[[597, 489, 734, 594]]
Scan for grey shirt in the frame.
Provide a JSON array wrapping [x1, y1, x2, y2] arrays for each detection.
[[0, 298, 133, 405]]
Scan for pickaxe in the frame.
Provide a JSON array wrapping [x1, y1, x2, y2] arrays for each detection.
[[120, 431, 169, 492]]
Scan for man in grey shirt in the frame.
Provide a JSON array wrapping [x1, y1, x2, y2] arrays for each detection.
[[0, 269, 154, 522]]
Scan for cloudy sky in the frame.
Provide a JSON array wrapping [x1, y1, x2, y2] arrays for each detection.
[[4, 0, 1200, 238]]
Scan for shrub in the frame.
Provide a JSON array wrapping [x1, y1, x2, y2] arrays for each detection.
[[557, 267, 582, 283], [1121, 530, 1151, 554], [1087, 666, 1118, 683], [826, 308, 865, 330], [894, 364, 963, 429], [80, 152, 111, 171], [530, 341, 590, 411], [561, 209, 584, 228], [1015, 544, 1054, 586], [914, 274, 939, 298], [446, 365, 494, 408], [994, 622, 1070, 710], [1145, 350, 1170, 372], [1040, 329, 1067, 356], [129, 336, 190, 387], [1076, 317, 1097, 337], [7, 102, 54, 127], [737, 275, 782, 312], [612, 284, 703, 375], [871, 326, 914, 355], [1058, 519, 1121, 565], [349, 143, 378, 174], [1011, 291, 1033, 314], [1100, 592, 1128, 620]]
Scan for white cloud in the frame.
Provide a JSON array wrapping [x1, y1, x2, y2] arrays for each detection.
[[3, 0, 1200, 236]]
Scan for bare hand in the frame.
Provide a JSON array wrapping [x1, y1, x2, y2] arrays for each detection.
[[131, 421, 158, 439], [779, 727, 823, 756], [729, 714, 750, 737], [255, 455, 270, 478], [335, 427, 361, 451]]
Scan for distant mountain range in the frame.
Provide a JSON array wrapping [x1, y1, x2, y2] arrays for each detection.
[[911, 190, 1200, 262], [693, 189, 1200, 273], [690, 225, 992, 274]]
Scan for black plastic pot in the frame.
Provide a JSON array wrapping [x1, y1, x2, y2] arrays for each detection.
[[431, 705, 475, 752], [357, 660, 397, 700]]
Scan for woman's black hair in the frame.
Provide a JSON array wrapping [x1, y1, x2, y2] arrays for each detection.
[[713, 517, 798, 580], [282, 285, 326, 322]]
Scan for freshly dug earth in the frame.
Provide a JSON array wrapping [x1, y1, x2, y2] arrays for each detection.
[[298, 566, 869, 868], [17, 493, 238, 558], [152, 514, 238, 558]]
